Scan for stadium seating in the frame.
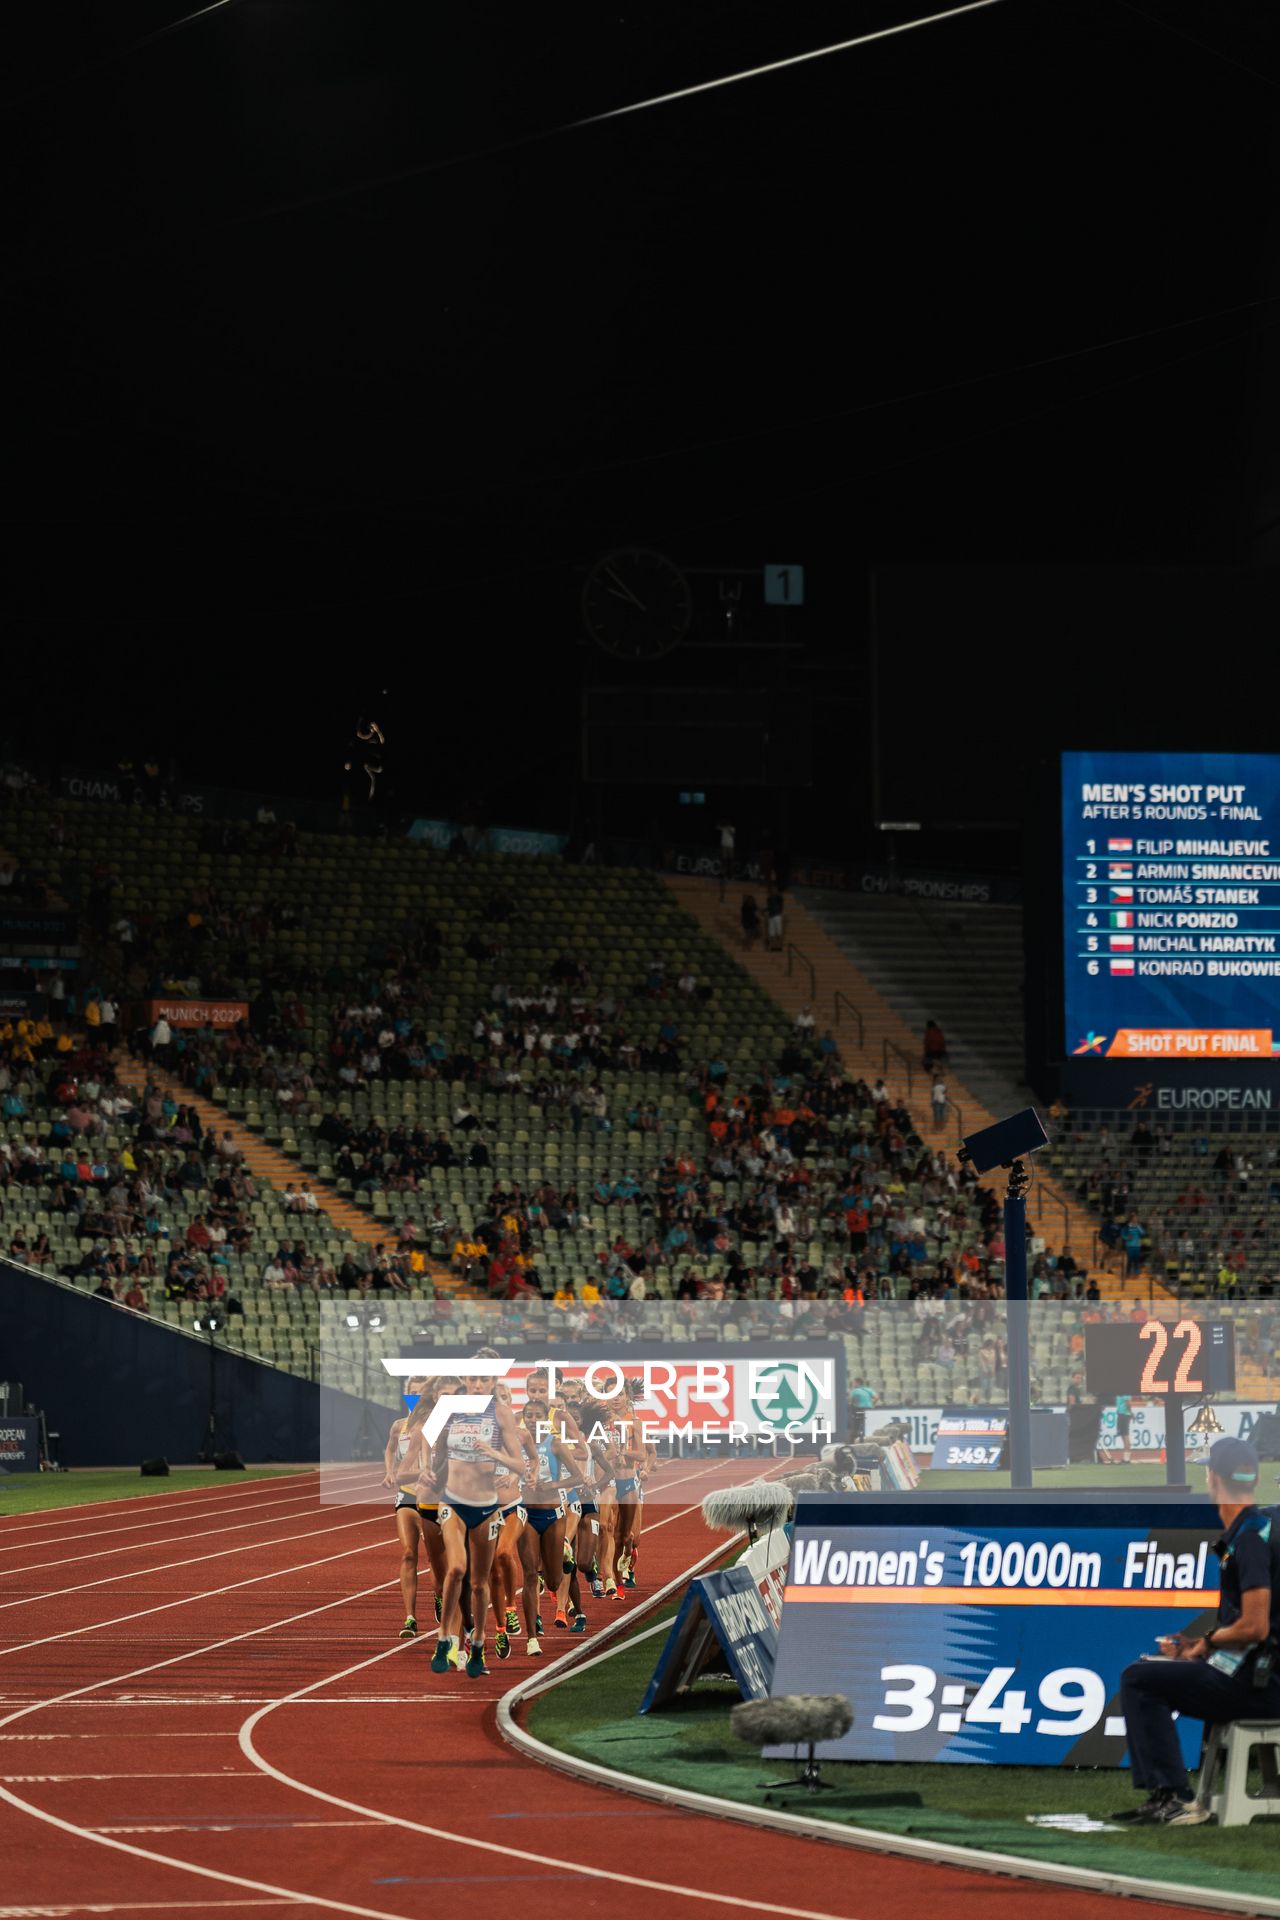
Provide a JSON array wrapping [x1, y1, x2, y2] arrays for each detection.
[[9, 789, 1275, 1411]]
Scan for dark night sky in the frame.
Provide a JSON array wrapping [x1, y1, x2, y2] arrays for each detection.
[[4, 2, 1279, 854]]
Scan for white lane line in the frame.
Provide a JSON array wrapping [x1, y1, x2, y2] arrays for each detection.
[[0, 1488, 380, 1581], [0, 1470, 330, 1538], [0, 1521, 389, 1659], [3, 1771, 249, 1781], [0, 1591, 422, 1920], [0, 1462, 769, 1920], [0, 1511, 387, 1614], [93, 1821, 384, 1835], [237, 1472, 861, 1920], [0, 1466, 374, 1559], [0, 1904, 296, 1916]]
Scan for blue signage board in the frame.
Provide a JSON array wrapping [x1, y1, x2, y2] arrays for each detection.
[[0, 1416, 40, 1473], [771, 1496, 1221, 1768], [1061, 749, 1280, 1061], [642, 1564, 778, 1712]]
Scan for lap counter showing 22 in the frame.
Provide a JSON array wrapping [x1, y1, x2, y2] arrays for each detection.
[[1061, 750, 1280, 1060]]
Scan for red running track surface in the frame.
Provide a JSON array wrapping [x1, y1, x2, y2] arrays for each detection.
[[0, 1461, 1226, 1920]]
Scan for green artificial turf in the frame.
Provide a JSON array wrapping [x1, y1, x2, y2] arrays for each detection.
[[530, 1614, 1280, 1903], [0, 1467, 299, 1515]]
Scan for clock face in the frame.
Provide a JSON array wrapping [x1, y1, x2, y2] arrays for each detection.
[[581, 547, 693, 660]]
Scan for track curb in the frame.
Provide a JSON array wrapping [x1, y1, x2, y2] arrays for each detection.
[[497, 1575, 1280, 1920]]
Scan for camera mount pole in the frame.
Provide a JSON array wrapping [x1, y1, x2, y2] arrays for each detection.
[[1004, 1158, 1033, 1489]]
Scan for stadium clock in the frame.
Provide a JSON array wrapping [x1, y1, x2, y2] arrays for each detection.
[[1083, 1318, 1236, 1398], [581, 547, 693, 659]]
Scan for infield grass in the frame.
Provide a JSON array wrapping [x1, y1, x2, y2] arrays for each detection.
[[530, 1606, 1280, 1903], [0, 1467, 300, 1515]]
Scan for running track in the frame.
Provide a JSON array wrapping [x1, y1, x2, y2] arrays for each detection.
[[0, 1464, 1226, 1920]]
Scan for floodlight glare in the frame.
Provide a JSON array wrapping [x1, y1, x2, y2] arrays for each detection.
[[345, 1312, 360, 1330]]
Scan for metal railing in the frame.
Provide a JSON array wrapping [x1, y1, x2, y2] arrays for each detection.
[[882, 1037, 913, 1099], [833, 989, 864, 1051], [1034, 1181, 1069, 1248], [786, 942, 816, 1001], [944, 1096, 964, 1149]]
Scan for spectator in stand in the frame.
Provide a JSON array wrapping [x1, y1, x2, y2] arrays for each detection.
[[99, 995, 118, 1049], [123, 1279, 148, 1312], [150, 1012, 173, 1069], [931, 1072, 948, 1130], [765, 885, 785, 952], [922, 1020, 948, 1070], [740, 895, 760, 949], [1122, 1216, 1145, 1277]]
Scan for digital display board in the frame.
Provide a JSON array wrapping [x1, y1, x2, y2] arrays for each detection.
[[1062, 750, 1280, 1059], [1084, 1318, 1236, 1398], [773, 1498, 1220, 1768]]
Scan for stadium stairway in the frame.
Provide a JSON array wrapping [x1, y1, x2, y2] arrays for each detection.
[[667, 875, 1144, 1298], [798, 889, 1030, 1119], [107, 1054, 463, 1294]]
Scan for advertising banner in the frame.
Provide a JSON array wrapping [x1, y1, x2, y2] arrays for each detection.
[[0, 907, 78, 946], [406, 819, 567, 857], [868, 1400, 1278, 1459], [773, 1495, 1220, 1768], [642, 1564, 779, 1711], [0, 1416, 40, 1471], [143, 999, 249, 1029]]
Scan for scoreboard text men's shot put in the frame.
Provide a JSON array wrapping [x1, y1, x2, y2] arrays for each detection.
[[1062, 748, 1280, 1059]]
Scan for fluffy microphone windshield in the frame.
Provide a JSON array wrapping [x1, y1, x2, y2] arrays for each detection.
[[701, 1483, 795, 1533]]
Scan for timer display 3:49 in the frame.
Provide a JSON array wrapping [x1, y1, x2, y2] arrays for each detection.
[[872, 1663, 1116, 1738], [943, 1444, 1004, 1467]]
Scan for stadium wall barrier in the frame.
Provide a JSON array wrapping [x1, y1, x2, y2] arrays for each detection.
[[0, 1259, 382, 1467]]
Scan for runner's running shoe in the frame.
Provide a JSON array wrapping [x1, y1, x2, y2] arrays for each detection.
[[554, 1608, 570, 1630], [430, 1637, 453, 1674], [447, 1639, 462, 1669], [465, 1639, 489, 1679], [590, 1575, 604, 1598], [536, 1612, 544, 1634], [495, 1630, 511, 1660], [526, 1636, 543, 1656], [570, 1612, 588, 1634], [399, 1616, 418, 1639], [504, 1608, 520, 1633], [563, 1543, 576, 1574]]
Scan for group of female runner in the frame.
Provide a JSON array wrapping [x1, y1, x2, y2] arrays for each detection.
[[382, 1357, 654, 1677]]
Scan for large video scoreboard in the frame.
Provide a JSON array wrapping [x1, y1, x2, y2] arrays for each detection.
[[1062, 750, 1280, 1060]]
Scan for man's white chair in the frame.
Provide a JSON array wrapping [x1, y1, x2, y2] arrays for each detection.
[[1197, 1721, 1280, 1826]]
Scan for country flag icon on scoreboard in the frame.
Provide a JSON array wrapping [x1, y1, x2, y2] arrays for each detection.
[[1110, 885, 1134, 903], [1110, 934, 1134, 951], [1110, 910, 1134, 928], [1108, 863, 1133, 880], [1110, 958, 1135, 976], [1107, 838, 1133, 852]]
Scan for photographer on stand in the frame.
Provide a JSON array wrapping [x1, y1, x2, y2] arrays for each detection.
[[1114, 1438, 1280, 1825]]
